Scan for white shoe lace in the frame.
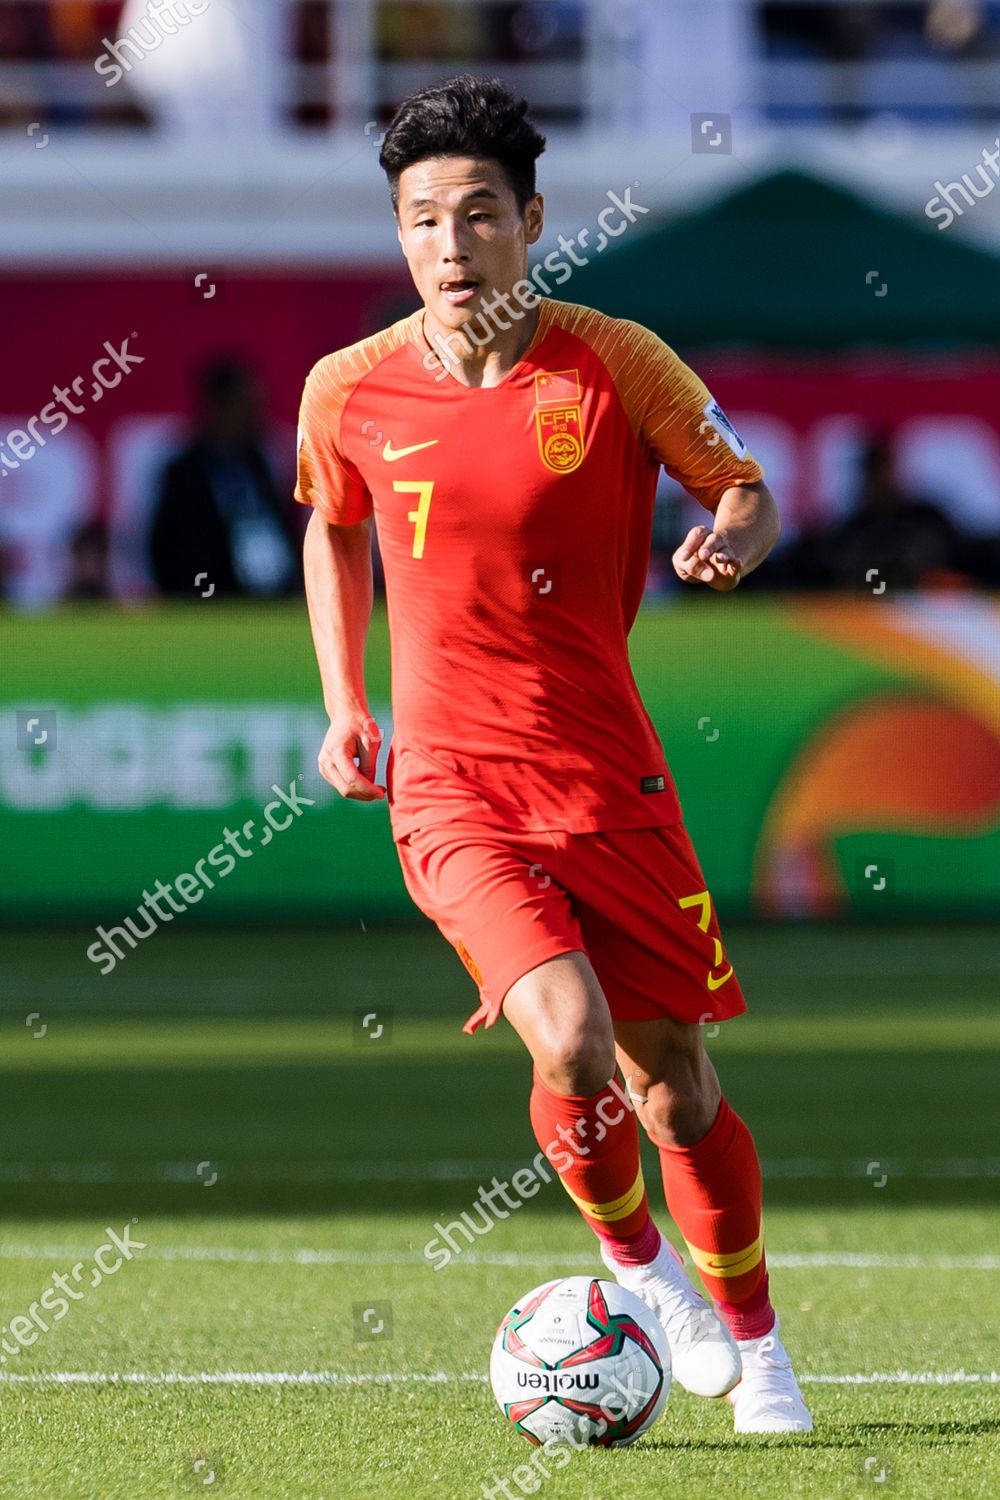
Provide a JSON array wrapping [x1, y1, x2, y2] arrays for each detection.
[[608, 1255, 719, 1353], [745, 1330, 792, 1373]]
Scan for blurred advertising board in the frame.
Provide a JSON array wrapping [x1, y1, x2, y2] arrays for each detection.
[[3, 597, 998, 927]]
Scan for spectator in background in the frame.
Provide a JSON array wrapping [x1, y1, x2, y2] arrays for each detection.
[[795, 432, 968, 590], [503, 1, 585, 61], [149, 359, 300, 599], [293, 0, 333, 129], [0, 4, 44, 127], [67, 518, 110, 599], [0, 3, 144, 130], [925, 0, 990, 53], [49, 2, 131, 123], [378, 2, 486, 61]]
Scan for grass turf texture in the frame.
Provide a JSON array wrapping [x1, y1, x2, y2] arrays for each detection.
[[1, 924, 997, 1498]]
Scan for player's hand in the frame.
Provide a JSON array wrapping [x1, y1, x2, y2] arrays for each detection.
[[318, 711, 385, 801], [673, 525, 743, 591]]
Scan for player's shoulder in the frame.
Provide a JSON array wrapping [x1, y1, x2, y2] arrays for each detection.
[[302, 309, 424, 405], [544, 300, 679, 370]]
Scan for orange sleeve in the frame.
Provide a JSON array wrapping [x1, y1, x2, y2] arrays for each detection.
[[294, 354, 372, 526], [546, 304, 764, 511], [619, 321, 764, 510]]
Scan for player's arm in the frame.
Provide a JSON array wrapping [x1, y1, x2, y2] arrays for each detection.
[[623, 320, 777, 593], [303, 512, 384, 801], [296, 356, 384, 801], [673, 481, 780, 592]]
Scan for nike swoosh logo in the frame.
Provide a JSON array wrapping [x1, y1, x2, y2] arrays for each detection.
[[382, 439, 440, 462]]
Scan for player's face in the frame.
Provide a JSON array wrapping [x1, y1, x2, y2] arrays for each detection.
[[395, 156, 544, 331]]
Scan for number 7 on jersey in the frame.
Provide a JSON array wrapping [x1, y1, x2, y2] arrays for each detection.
[[394, 480, 435, 559]]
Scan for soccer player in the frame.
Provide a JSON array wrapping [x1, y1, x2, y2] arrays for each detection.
[[298, 75, 812, 1433]]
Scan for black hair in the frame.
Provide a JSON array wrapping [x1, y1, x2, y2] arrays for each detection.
[[379, 74, 546, 213]]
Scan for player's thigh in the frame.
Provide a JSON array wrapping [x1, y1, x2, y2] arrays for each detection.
[[395, 821, 585, 1035], [558, 821, 747, 1030]]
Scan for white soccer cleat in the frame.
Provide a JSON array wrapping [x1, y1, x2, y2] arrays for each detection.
[[600, 1231, 741, 1398], [728, 1317, 813, 1433]]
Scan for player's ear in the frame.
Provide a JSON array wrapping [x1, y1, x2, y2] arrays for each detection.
[[524, 194, 544, 246]]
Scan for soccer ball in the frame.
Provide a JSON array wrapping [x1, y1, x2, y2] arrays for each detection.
[[489, 1276, 670, 1448]]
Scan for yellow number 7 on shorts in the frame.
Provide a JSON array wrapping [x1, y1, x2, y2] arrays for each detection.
[[678, 889, 734, 992]]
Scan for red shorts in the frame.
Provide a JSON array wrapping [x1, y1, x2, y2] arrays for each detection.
[[395, 819, 746, 1035]]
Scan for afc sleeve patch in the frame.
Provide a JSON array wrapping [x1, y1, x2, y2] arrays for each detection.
[[700, 398, 748, 460]]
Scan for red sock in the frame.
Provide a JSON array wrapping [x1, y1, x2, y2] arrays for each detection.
[[652, 1097, 775, 1340], [529, 1071, 661, 1266]]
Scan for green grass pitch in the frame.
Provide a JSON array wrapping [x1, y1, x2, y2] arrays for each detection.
[[1, 923, 997, 1498]]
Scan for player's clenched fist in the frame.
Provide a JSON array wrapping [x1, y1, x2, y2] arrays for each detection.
[[673, 525, 743, 591], [318, 711, 385, 800]]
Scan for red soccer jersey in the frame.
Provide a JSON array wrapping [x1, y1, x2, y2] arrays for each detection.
[[295, 299, 763, 840]]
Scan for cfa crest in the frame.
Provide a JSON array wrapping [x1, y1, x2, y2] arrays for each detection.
[[536, 405, 585, 474]]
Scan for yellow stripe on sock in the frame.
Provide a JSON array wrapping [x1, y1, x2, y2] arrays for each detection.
[[686, 1229, 764, 1279], [561, 1168, 646, 1224]]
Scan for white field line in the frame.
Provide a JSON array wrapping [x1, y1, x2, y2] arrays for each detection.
[[0, 1242, 997, 1271], [0, 1158, 998, 1183], [0, 1370, 997, 1388]]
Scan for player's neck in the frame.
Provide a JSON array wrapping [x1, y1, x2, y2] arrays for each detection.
[[421, 304, 541, 389]]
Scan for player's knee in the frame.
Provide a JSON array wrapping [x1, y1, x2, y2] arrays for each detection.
[[533, 1027, 616, 1097], [507, 954, 615, 1096]]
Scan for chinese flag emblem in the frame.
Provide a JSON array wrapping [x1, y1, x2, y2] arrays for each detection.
[[534, 369, 582, 406]]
